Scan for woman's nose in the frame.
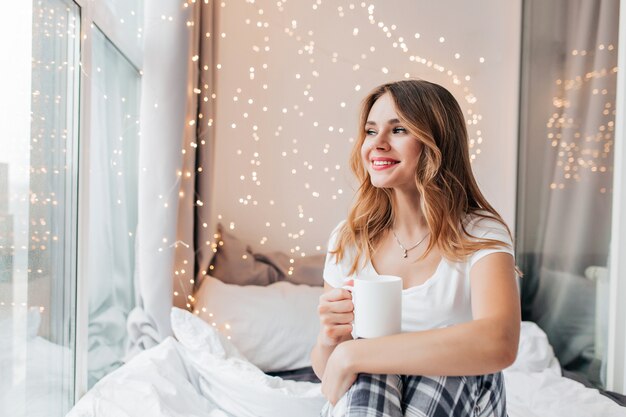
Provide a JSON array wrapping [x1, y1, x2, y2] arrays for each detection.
[[373, 133, 390, 150]]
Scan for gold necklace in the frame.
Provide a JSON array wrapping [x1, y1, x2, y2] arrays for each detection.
[[391, 229, 430, 258]]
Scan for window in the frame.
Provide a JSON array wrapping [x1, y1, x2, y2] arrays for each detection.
[[517, 0, 619, 389], [0, 0, 143, 414], [0, 1, 80, 415]]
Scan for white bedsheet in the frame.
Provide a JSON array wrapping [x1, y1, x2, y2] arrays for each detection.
[[68, 311, 626, 417], [67, 338, 226, 417]]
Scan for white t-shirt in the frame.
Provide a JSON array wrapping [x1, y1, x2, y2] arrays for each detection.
[[322, 214, 515, 333]]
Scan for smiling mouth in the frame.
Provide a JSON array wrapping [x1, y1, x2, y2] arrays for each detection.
[[371, 160, 400, 171], [372, 160, 400, 166]]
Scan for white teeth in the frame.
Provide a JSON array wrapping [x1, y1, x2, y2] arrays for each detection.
[[373, 160, 397, 166]]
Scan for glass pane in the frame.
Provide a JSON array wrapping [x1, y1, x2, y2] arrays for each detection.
[[102, 0, 144, 51], [0, 1, 80, 416], [87, 26, 140, 388], [517, 0, 619, 389]]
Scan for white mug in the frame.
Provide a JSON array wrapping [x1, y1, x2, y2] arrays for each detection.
[[344, 274, 402, 338]]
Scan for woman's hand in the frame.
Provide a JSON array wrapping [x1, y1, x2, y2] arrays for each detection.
[[317, 281, 354, 347], [321, 340, 358, 405]]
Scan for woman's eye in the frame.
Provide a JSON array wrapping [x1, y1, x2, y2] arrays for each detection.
[[365, 129, 377, 135], [393, 127, 407, 134]]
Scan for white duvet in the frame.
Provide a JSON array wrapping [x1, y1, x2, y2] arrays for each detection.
[[67, 309, 626, 417]]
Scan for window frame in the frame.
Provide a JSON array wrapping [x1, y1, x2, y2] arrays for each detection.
[[64, 2, 82, 409], [607, 0, 626, 395]]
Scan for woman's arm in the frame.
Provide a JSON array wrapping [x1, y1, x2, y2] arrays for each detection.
[[310, 283, 355, 380], [329, 252, 521, 377]]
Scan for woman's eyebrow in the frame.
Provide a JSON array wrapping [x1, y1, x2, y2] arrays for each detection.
[[365, 118, 401, 126]]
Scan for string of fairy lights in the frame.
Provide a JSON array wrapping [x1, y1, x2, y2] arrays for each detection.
[[547, 44, 617, 193], [0, 3, 83, 322], [0, 2, 144, 334], [0, 1, 619, 342], [175, 0, 486, 307]]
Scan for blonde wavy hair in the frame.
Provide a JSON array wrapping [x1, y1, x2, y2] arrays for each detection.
[[331, 79, 516, 276]]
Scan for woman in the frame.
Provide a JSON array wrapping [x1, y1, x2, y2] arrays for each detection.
[[310, 79, 520, 417]]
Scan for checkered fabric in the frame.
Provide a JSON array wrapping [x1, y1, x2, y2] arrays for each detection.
[[321, 371, 506, 417]]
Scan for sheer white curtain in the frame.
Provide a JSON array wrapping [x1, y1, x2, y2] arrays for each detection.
[[86, 26, 141, 386], [126, 0, 213, 356]]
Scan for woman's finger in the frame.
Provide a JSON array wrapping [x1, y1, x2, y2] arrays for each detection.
[[317, 299, 353, 317], [320, 287, 352, 303], [330, 299, 354, 313], [328, 312, 354, 325]]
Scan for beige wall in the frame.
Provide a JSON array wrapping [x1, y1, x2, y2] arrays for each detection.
[[209, 1, 522, 254]]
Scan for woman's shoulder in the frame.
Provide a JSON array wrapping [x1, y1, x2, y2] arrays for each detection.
[[462, 210, 510, 238], [331, 219, 347, 234], [323, 219, 356, 285], [327, 219, 347, 248], [454, 211, 515, 270]]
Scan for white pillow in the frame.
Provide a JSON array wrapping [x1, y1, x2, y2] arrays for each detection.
[[171, 307, 326, 417], [192, 276, 323, 372]]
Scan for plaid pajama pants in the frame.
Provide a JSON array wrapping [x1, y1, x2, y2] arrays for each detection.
[[321, 372, 506, 417]]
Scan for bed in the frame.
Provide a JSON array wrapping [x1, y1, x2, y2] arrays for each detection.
[[68, 225, 626, 417], [66, 305, 626, 417]]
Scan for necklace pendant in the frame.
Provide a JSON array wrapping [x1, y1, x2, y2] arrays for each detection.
[[403, 250, 408, 258]]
